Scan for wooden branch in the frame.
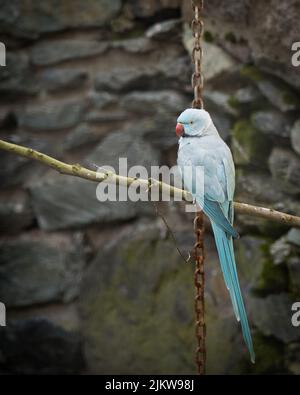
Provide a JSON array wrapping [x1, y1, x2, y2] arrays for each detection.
[[1, 139, 300, 228]]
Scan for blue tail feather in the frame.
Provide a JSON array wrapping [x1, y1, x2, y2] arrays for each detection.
[[212, 223, 240, 321], [203, 199, 239, 239], [211, 222, 255, 363]]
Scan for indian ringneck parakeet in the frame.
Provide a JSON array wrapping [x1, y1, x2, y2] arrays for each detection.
[[176, 108, 255, 363]]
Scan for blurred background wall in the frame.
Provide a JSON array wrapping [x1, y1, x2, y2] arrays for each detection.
[[0, 0, 300, 375]]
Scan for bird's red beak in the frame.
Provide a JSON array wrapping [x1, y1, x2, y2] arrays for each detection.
[[176, 123, 184, 137]]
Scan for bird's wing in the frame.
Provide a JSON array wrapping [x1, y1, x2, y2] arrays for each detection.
[[178, 145, 226, 202], [178, 143, 238, 238], [222, 147, 235, 202], [202, 146, 239, 238], [203, 199, 239, 238]]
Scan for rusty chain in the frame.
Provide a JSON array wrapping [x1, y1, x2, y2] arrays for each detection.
[[191, 0, 206, 375], [192, 0, 204, 110], [193, 214, 206, 375]]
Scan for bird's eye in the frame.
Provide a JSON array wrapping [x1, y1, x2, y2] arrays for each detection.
[[190, 121, 194, 125]]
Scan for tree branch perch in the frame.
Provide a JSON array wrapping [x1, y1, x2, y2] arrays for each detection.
[[0, 139, 300, 228]]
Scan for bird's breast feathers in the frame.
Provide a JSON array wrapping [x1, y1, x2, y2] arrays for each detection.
[[177, 135, 235, 202]]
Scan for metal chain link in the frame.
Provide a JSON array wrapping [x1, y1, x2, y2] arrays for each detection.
[[193, 214, 206, 375], [192, 0, 204, 110], [191, 0, 206, 376]]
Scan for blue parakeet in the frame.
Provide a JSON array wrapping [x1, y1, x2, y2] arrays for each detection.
[[176, 108, 255, 363]]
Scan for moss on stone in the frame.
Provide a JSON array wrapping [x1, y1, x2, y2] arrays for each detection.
[[110, 25, 145, 40], [240, 66, 263, 82], [224, 31, 237, 44], [253, 242, 289, 296], [235, 236, 270, 288], [248, 333, 285, 374], [81, 230, 197, 374], [203, 30, 214, 43], [228, 95, 240, 110], [282, 92, 300, 108], [231, 119, 271, 167]]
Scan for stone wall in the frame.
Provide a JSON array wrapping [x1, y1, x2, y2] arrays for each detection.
[[0, 0, 300, 375]]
